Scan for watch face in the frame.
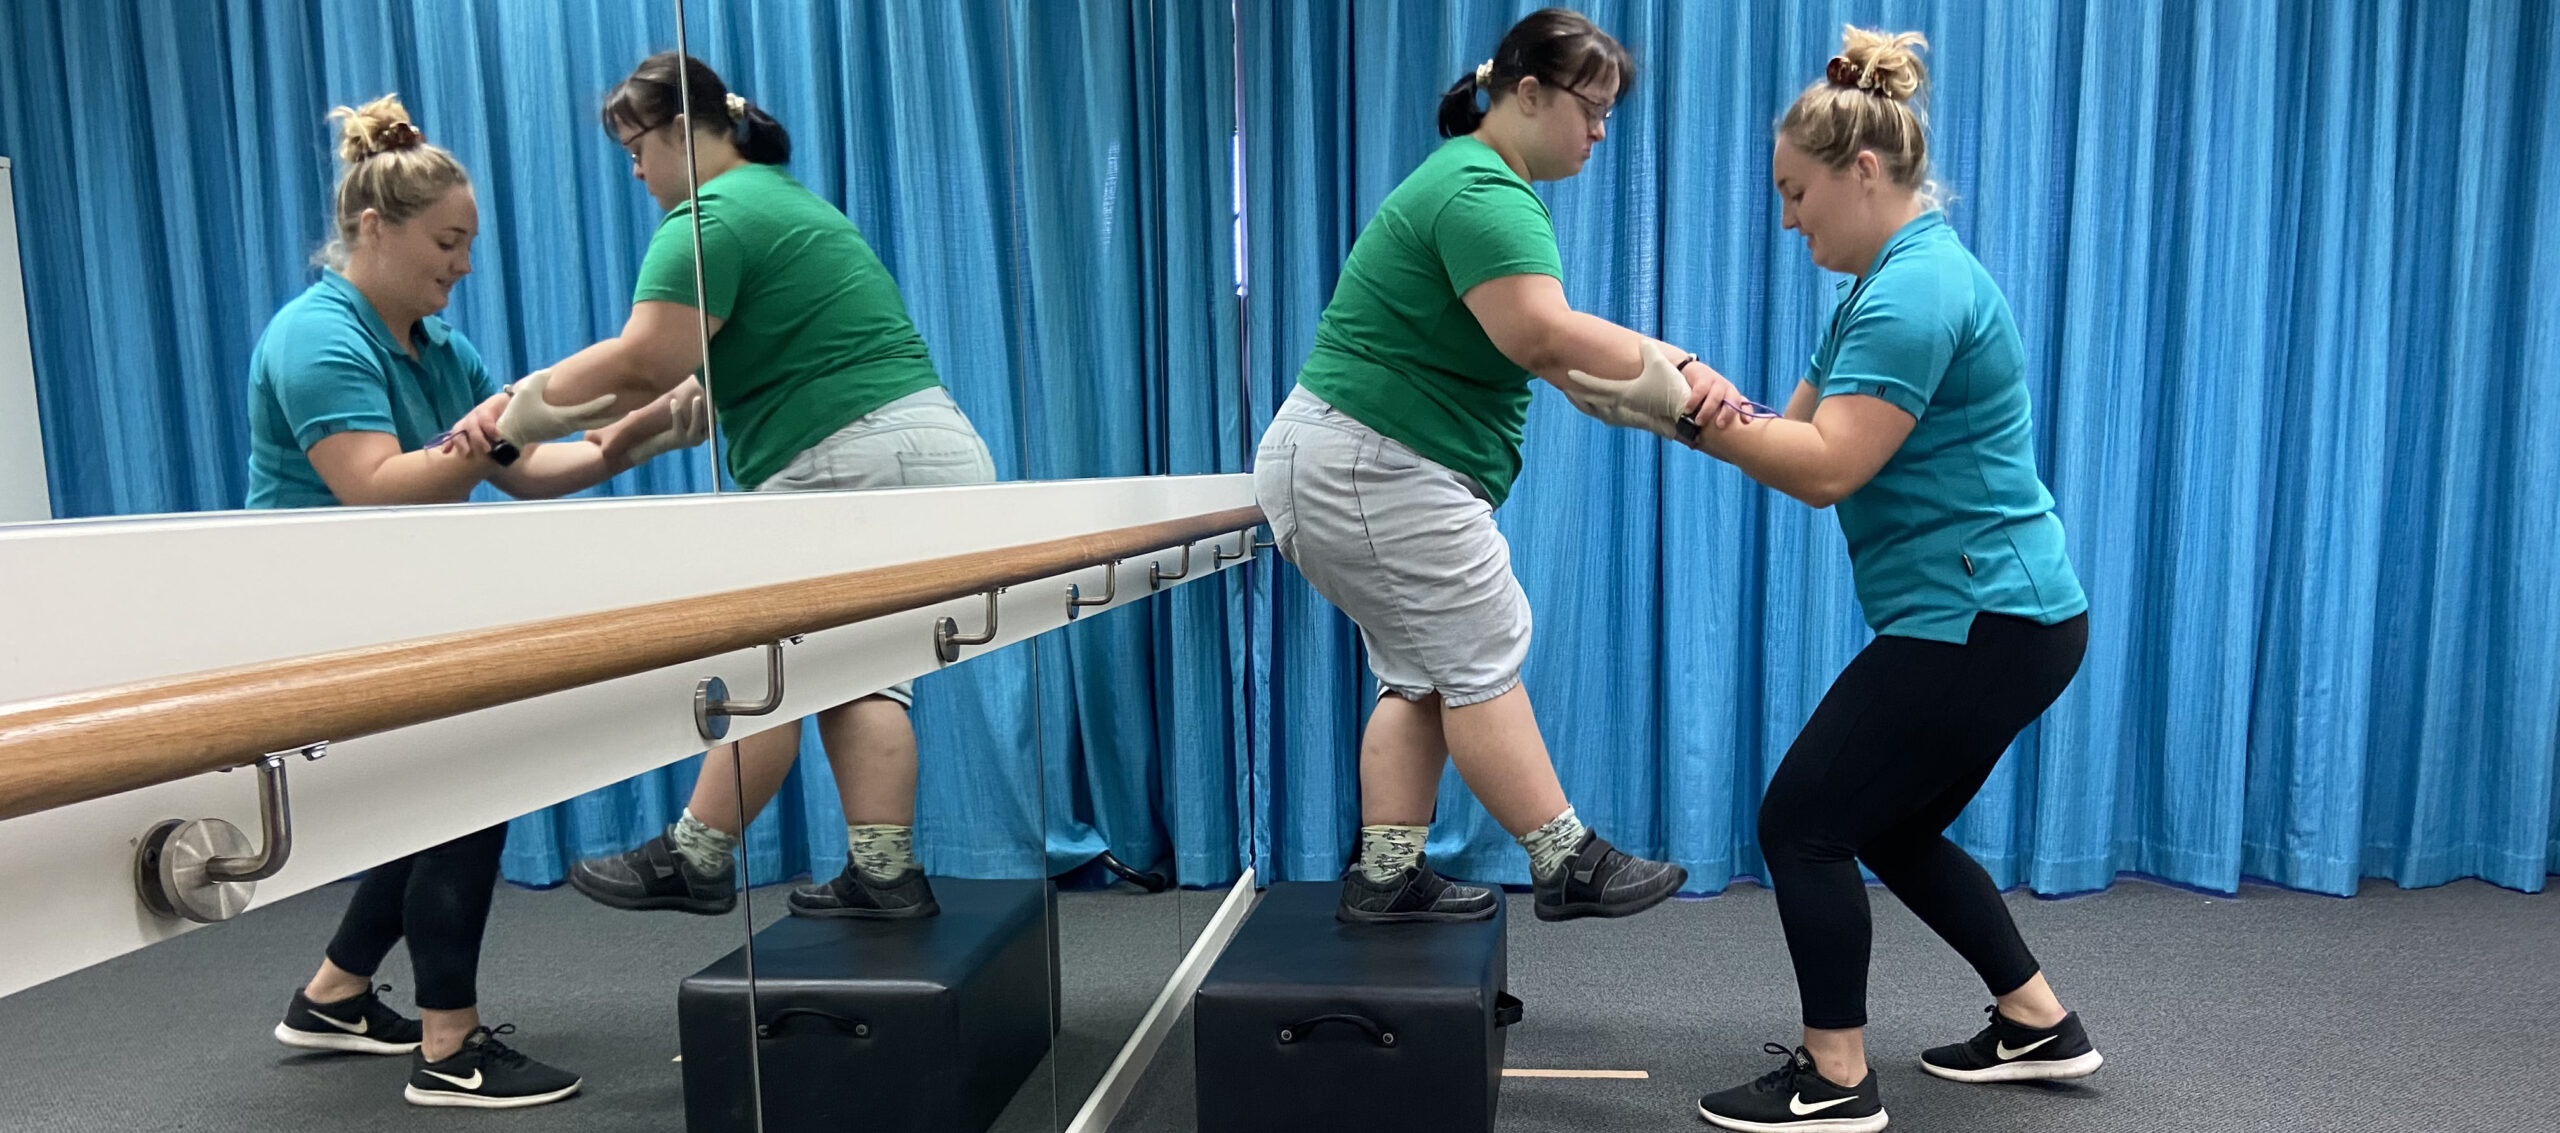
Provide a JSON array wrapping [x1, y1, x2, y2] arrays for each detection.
[[490, 440, 522, 467], [1675, 416, 1701, 444]]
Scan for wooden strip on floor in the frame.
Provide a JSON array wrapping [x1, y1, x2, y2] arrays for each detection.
[[1502, 1068, 1649, 1079]]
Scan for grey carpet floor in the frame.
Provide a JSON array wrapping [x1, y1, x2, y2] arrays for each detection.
[[5, 875, 2553, 1132], [0, 878, 1212, 1133], [1115, 876, 2560, 1133]]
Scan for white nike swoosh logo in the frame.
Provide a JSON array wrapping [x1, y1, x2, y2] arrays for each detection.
[[422, 1069, 484, 1090], [1790, 1094, 1858, 1115], [307, 1011, 368, 1035], [1997, 1036, 2058, 1060]]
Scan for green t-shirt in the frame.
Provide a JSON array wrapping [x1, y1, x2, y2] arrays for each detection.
[[633, 163, 942, 488], [1295, 136, 1563, 507]]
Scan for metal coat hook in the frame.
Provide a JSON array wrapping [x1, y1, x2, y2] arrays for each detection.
[[696, 636, 801, 742], [1150, 542, 1195, 590], [1252, 527, 1276, 552], [936, 589, 1005, 663], [135, 742, 327, 924], [1067, 561, 1119, 619], [1214, 531, 1251, 565]]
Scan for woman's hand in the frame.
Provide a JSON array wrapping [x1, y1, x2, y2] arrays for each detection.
[[496, 368, 622, 446], [595, 377, 710, 467], [445, 392, 510, 453], [616, 378, 712, 467], [1679, 369, 1759, 440], [1560, 343, 1711, 440]]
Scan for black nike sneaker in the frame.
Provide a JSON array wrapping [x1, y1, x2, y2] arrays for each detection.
[[1337, 854, 1499, 924], [565, 825, 737, 915], [404, 1025, 582, 1109], [1697, 1043, 1887, 1133], [274, 984, 422, 1055], [1920, 1004, 2103, 1083], [787, 860, 939, 919], [1532, 831, 1686, 921]]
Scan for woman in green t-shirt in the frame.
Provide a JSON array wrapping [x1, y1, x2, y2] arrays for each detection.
[[1254, 8, 1740, 926], [471, 54, 996, 923]]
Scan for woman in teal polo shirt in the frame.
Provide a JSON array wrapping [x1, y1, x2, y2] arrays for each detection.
[[248, 105, 702, 510], [1252, 9, 1741, 928], [1650, 29, 2101, 1133], [472, 53, 999, 925], [249, 95, 700, 1109]]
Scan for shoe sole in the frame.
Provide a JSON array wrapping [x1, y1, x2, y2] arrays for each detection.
[[566, 872, 734, 916], [786, 899, 940, 920], [404, 1081, 583, 1109], [273, 1022, 419, 1056], [1535, 865, 1689, 922], [1697, 1102, 1888, 1133], [1920, 1050, 2103, 1083], [1335, 905, 1498, 924]]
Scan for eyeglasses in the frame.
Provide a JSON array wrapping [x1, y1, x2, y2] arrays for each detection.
[[1559, 84, 1615, 127]]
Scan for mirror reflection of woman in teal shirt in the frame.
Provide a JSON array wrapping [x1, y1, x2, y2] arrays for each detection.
[[251, 95, 701, 1111], [245, 100, 701, 512]]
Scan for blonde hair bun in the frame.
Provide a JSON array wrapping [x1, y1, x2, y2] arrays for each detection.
[[1779, 26, 1938, 203], [316, 94, 468, 270], [1825, 26, 1929, 103], [329, 94, 426, 165]]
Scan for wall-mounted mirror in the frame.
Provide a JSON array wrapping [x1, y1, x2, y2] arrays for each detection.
[[0, 3, 758, 1130]]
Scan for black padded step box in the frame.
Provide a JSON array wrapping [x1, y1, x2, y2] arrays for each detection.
[[1193, 881, 1521, 1133], [677, 878, 1057, 1133]]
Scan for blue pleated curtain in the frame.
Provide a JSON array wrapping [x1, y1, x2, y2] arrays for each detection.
[[1005, 0, 1254, 887], [1239, 0, 2560, 897]]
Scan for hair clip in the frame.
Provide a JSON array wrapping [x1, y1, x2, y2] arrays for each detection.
[[1475, 60, 1495, 88], [725, 92, 749, 121], [1826, 56, 1859, 87], [370, 120, 422, 156]]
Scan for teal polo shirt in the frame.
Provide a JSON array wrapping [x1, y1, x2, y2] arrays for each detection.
[[1810, 210, 2087, 643], [244, 270, 500, 509]]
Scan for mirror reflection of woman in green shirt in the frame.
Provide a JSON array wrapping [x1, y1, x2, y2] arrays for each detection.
[[468, 54, 996, 923]]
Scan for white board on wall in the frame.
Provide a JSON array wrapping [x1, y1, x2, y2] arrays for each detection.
[[0, 157, 51, 524]]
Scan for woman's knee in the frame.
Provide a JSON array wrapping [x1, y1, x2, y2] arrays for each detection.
[[1758, 788, 1851, 866]]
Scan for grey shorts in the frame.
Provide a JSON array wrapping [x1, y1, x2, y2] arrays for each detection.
[[1252, 385, 1531, 707], [755, 385, 997, 707]]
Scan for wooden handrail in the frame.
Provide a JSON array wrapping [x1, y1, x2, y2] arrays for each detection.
[[0, 505, 1264, 822]]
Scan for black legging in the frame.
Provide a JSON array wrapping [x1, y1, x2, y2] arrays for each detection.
[[323, 824, 509, 1012], [1758, 611, 2088, 1030]]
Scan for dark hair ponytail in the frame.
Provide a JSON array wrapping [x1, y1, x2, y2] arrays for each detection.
[[732, 101, 790, 165], [602, 51, 792, 166], [1437, 71, 1489, 138], [1434, 7, 1636, 139]]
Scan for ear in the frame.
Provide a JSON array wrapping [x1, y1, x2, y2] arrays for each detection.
[[356, 208, 383, 243], [1853, 150, 1883, 188], [1512, 74, 1544, 112]]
